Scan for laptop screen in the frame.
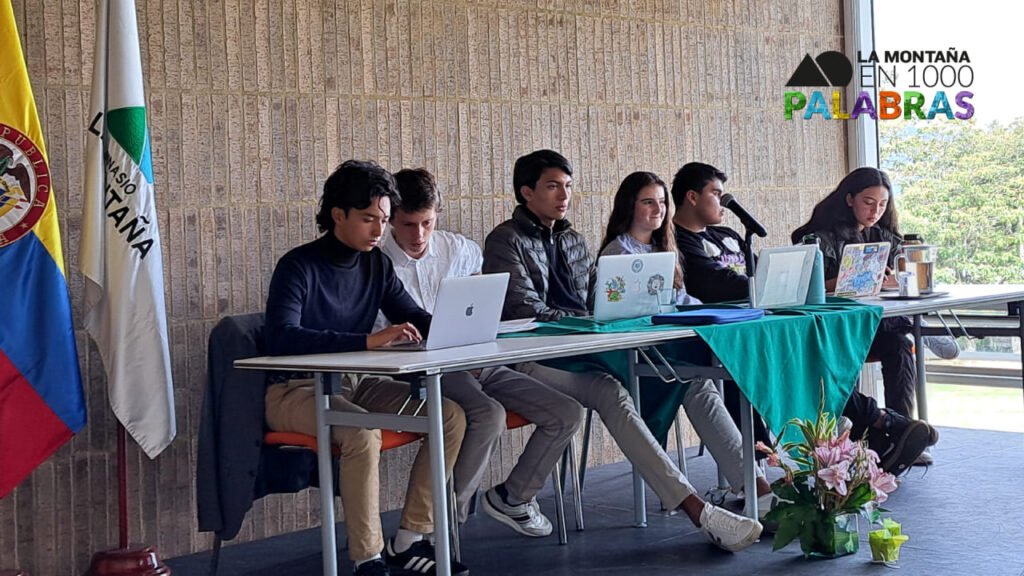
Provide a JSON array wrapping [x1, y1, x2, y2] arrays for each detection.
[[593, 252, 677, 321], [834, 242, 892, 298], [752, 245, 816, 308]]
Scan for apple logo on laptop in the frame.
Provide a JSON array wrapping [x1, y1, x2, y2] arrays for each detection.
[[465, 305, 474, 317]]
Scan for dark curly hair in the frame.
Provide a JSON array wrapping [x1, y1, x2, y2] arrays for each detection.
[[315, 160, 399, 233]]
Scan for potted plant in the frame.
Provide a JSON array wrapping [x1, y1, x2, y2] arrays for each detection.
[[757, 397, 900, 558]]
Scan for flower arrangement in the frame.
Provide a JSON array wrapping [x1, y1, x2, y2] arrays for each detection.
[[757, 399, 900, 558]]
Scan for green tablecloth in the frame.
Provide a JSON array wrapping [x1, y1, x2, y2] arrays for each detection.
[[501, 299, 882, 444]]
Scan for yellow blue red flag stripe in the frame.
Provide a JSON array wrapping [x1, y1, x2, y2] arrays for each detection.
[[0, 0, 86, 498]]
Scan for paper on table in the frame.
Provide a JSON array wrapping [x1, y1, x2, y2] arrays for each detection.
[[498, 317, 538, 334]]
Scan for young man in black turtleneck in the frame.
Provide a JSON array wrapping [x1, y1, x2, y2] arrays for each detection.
[[263, 160, 469, 576]]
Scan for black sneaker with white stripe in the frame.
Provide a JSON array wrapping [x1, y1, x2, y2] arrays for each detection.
[[384, 539, 469, 576], [353, 558, 390, 576]]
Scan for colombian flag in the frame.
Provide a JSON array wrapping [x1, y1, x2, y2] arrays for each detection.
[[0, 1, 86, 498]]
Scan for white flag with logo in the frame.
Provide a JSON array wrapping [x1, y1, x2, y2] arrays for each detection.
[[81, 0, 175, 458]]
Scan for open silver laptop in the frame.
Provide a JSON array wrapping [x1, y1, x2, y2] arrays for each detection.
[[380, 272, 509, 351], [751, 245, 817, 308], [593, 252, 677, 321]]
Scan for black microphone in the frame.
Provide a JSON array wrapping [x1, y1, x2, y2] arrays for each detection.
[[720, 193, 767, 238]]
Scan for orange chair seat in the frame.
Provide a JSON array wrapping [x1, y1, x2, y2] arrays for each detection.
[[506, 411, 531, 430], [264, 429, 422, 456]]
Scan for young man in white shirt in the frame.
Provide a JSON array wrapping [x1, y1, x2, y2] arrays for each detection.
[[377, 168, 584, 540]]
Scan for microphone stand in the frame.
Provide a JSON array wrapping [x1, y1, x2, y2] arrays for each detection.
[[743, 228, 757, 307], [738, 225, 761, 518]]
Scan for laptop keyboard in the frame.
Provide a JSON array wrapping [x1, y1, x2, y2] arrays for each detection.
[[380, 339, 426, 351]]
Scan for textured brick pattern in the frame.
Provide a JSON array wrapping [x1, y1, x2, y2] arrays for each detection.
[[3, 1, 846, 572]]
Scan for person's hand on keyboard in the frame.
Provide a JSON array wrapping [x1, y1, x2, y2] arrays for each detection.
[[367, 322, 423, 349]]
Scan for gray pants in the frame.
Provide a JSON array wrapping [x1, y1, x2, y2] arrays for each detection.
[[517, 362, 760, 509], [443, 366, 584, 522]]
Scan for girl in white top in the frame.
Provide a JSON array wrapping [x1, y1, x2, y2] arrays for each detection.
[[598, 171, 701, 306]]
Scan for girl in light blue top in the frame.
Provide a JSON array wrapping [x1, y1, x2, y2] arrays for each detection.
[[598, 171, 701, 305]]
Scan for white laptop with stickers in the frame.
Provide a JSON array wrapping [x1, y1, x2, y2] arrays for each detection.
[[833, 242, 892, 298], [593, 252, 677, 321]]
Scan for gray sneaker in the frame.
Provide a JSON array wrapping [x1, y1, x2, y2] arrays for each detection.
[[923, 336, 960, 359], [481, 487, 553, 537]]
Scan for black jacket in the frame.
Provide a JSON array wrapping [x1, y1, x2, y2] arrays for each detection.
[[482, 206, 594, 321], [196, 314, 321, 541]]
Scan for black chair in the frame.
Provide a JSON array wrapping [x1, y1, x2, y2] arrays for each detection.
[[197, 314, 326, 575]]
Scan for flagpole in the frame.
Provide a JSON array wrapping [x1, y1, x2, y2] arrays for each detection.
[[83, 423, 169, 576], [82, 1, 169, 574], [117, 423, 128, 549]]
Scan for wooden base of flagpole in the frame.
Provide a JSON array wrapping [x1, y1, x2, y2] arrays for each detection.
[[83, 545, 170, 576], [82, 426, 170, 575]]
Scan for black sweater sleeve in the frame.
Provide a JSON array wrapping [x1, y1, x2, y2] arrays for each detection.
[[264, 253, 369, 355]]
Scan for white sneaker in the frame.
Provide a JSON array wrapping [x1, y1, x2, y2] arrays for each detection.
[[481, 487, 553, 537], [924, 336, 960, 360], [700, 503, 763, 552]]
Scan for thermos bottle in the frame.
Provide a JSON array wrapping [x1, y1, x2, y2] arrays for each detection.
[[802, 234, 826, 305]]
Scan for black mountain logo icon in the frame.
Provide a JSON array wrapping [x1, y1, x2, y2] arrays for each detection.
[[786, 51, 853, 87]]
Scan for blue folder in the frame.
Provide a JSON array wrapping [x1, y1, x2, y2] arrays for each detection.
[[651, 308, 765, 326]]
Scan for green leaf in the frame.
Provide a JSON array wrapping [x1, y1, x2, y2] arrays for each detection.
[[772, 482, 800, 502], [843, 483, 874, 510], [772, 519, 801, 551], [769, 503, 816, 551]]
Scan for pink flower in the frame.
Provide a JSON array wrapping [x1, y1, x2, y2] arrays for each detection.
[[870, 469, 899, 503], [829, 429, 851, 447], [866, 455, 881, 478], [817, 461, 851, 495], [766, 452, 781, 467], [828, 433, 858, 462], [755, 441, 773, 455], [814, 445, 843, 467]]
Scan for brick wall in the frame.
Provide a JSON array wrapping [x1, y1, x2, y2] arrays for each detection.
[[1, 1, 847, 573]]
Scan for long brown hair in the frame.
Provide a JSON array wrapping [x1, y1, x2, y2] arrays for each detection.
[[791, 167, 901, 244], [599, 171, 683, 289]]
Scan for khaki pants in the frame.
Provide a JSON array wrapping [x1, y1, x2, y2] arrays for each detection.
[[265, 377, 466, 562]]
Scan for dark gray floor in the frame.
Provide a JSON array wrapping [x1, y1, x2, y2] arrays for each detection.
[[171, 427, 1024, 576]]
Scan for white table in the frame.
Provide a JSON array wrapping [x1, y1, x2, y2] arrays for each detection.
[[235, 284, 1023, 576], [236, 330, 700, 576], [864, 284, 1024, 421]]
